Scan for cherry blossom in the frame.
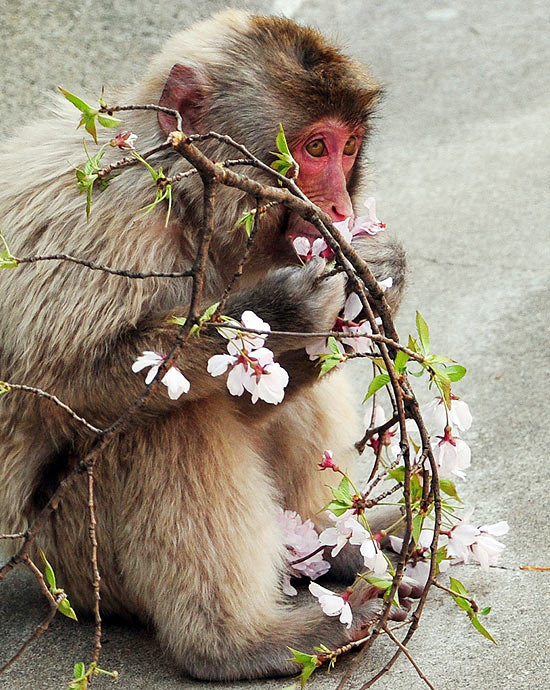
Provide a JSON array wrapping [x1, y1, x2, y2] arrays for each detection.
[[421, 395, 472, 435], [318, 449, 338, 471], [132, 350, 190, 399], [446, 510, 509, 569], [319, 511, 387, 575], [277, 509, 330, 595], [208, 312, 289, 404], [431, 427, 471, 480], [308, 582, 353, 628], [292, 236, 331, 262], [110, 131, 137, 150]]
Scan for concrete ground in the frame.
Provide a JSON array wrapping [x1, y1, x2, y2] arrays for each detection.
[[0, 1, 549, 688]]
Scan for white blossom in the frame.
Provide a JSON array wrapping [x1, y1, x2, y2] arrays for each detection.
[[132, 351, 190, 399], [243, 347, 289, 404], [320, 511, 387, 575], [308, 582, 353, 628], [431, 431, 471, 480], [421, 396, 472, 435], [292, 236, 328, 262]]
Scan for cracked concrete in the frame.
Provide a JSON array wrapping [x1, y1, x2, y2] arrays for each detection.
[[0, 1, 549, 688]]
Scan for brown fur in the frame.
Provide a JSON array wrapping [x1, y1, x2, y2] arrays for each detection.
[[0, 10, 406, 680]]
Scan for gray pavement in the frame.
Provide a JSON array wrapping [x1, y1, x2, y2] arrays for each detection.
[[0, 1, 549, 688]]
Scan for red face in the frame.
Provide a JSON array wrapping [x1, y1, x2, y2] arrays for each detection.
[[286, 119, 363, 244]]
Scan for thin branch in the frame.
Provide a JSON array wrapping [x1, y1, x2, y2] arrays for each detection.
[[381, 625, 437, 690], [13, 255, 193, 280], [0, 532, 27, 540], [87, 468, 102, 665], [0, 383, 103, 434]]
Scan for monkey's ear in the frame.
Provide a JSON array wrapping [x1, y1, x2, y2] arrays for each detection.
[[158, 64, 205, 135]]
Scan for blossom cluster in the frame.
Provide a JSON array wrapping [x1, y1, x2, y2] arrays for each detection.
[[207, 311, 289, 404], [131, 350, 190, 399]]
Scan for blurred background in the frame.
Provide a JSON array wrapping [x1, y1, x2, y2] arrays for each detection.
[[0, 1, 549, 688]]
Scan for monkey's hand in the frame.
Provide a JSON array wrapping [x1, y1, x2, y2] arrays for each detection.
[[227, 258, 347, 351]]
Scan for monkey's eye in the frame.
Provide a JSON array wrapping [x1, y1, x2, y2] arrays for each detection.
[[305, 139, 326, 157], [344, 136, 358, 156]]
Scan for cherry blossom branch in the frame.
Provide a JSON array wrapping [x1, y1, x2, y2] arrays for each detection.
[[87, 468, 102, 665], [12, 255, 194, 280], [0, 382, 103, 434], [380, 625, 437, 690], [0, 555, 66, 675]]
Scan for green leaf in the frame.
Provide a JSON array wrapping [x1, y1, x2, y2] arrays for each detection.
[[416, 311, 430, 354], [325, 500, 351, 516], [319, 356, 342, 378], [0, 382, 11, 396], [235, 210, 255, 237], [73, 662, 86, 680], [394, 350, 409, 373], [407, 334, 420, 354], [425, 354, 454, 365], [449, 576, 469, 597], [0, 250, 18, 269], [275, 123, 292, 157], [433, 369, 452, 406], [327, 336, 341, 356], [480, 607, 491, 616], [96, 113, 123, 128], [58, 87, 94, 114], [58, 597, 78, 621], [331, 476, 353, 504], [388, 466, 405, 483], [445, 364, 467, 382], [169, 316, 187, 326], [288, 648, 321, 688], [439, 479, 461, 501], [200, 302, 220, 324], [363, 374, 390, 402], [471, 615, 497, 644], [412, 513, 424, 544], [40, 550, 56, 591]]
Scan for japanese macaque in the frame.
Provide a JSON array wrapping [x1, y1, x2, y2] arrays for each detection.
[[0, 10, 406, 681]]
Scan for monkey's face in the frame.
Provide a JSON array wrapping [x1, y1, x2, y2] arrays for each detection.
[[285, 118, 364, 252]]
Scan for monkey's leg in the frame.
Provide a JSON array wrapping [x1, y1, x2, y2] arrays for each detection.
[[111, 401, 389, 681]]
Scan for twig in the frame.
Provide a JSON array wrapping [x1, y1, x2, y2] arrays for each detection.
[[0, 382, 103, 434], [13, 255, 193, 280], [381, 625, 437, 690], [87, 468, 102, 665]]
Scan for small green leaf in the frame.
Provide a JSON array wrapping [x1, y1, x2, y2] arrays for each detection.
[[363, 374, 390, 402], [439, 479, 461, 501], [433, 369, 452, 407], [235, 210, 255, 237], [96, 113, 123, 128], [58, 597, 78, 621], [288, 648, 321, 688], [325, 500, 351, 516], [200, 302, 220, 324], [480, 606, 491, 616], [388, 466, 405, 483], [445, 364, 467, 382], [169, 316, 187, 326], [275, 123, 292, 157], [58, 87, 94, 113], [327, 336, 341, 356], [319, 356, 342, 378], [394, 350, 409, 373], [40, 550, 56, 590], [73, 662, 86, 680], [416, 311, 430, 354], [407, 335, 420, 354], [412, 513, 424, 544], [331, 476, 353, 504], [471, 615, 497, 644], [449, 576, 469, 597], [0, 381, 11, 396]]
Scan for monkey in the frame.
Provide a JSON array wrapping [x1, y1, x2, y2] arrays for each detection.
[[0, 10, 407, 681]]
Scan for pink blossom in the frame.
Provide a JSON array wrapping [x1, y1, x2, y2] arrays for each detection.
[[320, 512, 387, 575], [446, 509, 509, 569], [132, 351, 190, 399], [318, 450, 338, 471], [431, 428, 471, 480], [309, 582, 353, 628], [110, 131, 137, 150], [292, 236, 330, 262], [277, 509, 330, 595], [421, 396, 472, 435]]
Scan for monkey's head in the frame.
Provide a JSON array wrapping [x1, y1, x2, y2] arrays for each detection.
[[143, 10, 381, 271]]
